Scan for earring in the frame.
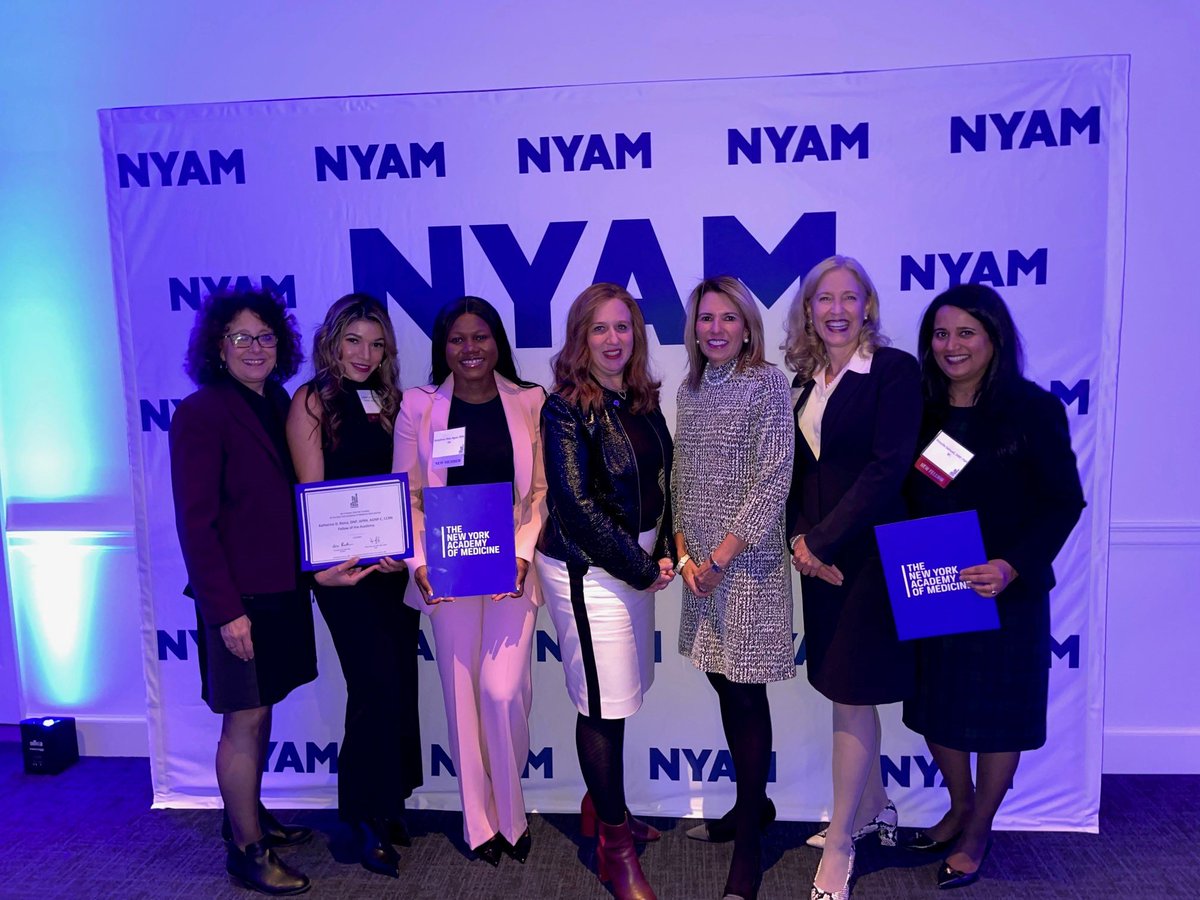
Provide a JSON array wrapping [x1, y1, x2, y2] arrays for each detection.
[[743, 335, 749, 344]]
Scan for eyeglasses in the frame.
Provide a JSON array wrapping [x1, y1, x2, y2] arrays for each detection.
[[224, 332, 278, 349]]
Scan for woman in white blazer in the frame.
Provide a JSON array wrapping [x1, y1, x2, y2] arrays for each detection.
[[393, 296, 547, 866]]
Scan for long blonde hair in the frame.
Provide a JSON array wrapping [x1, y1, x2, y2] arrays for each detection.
[[782, 255, 890, 381]]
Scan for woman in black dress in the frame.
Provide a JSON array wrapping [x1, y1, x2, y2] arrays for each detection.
[[287, 294, 422, 879], [902, 283, 1084, 889], [783, 256, 921, 900]]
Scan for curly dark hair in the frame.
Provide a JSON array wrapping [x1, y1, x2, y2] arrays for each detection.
[[183, 287, 304, 387]]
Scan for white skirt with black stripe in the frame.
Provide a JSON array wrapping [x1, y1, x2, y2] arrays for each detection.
[[534, 529, 657, 719]]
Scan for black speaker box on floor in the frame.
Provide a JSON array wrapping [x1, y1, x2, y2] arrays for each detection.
[[20, 717, 79, 774]]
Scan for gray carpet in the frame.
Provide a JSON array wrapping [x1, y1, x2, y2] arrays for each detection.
[[1, 733, 1192, 898]]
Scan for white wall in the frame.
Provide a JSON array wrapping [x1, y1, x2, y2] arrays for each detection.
[[0, 1, 1196, 769]]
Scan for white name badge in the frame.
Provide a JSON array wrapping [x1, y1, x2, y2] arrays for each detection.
[[432, 427, 466, 469], [357, 390, 382, 415], [915, 430, 975, 488]]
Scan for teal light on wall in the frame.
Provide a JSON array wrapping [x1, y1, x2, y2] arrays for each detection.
[[0, 293, 110, 502], [7, 530, 129, 707]]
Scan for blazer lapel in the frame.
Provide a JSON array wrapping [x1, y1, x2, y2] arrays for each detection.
[[821, 369, 869, 438], [220, 382, 284, 472], [793, 378, 815, 414], [496, 375, 532, 500], [793, 378, 818, 465], [426, 378, 454, 489]]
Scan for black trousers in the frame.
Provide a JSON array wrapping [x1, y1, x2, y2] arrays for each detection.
[[315, 571, 423, 820]]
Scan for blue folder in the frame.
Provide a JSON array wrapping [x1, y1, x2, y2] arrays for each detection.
[[874, 511, 1000, 641], [423, 482, 517, 598]]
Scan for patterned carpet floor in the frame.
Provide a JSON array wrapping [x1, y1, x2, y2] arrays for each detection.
[[1, 734, 1193, 898]]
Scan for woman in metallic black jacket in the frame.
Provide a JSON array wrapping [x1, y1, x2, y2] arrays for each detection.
[[535, 283, 675, 900]]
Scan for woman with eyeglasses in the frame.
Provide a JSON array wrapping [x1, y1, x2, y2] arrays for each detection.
[[171, 288, 373, 895], [286, 294, 421, 879]]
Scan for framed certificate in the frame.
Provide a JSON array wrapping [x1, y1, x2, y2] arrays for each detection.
[[874, 510, 1000, 640], [295, 473, 414, 571], [423, 482, 516, 597]]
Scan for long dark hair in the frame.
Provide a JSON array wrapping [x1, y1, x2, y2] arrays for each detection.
[[429, 296, 536, 388], [550, 283, 660, 414], [917, 283, 1025, 408], [183, 287, 303, 387], [304, 293, 401, 448]]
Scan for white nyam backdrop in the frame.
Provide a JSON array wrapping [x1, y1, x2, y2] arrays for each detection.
[[100, 55, 1126, 831]]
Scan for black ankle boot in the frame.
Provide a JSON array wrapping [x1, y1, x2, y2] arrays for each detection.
[[357, 819, 400, 878], [222, 803, 313, 849], [225, 839, 311, 895], [257, 803, 313, 847]]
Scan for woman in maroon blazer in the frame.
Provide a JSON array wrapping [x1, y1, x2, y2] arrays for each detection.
[[170, 288, 371, 895]]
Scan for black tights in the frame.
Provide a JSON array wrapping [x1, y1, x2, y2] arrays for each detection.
[[708, 672, 772, 895], [576, 712, 626, 826]]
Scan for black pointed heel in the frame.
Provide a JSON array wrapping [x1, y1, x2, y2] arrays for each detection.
[[503, 828, 531, 863]]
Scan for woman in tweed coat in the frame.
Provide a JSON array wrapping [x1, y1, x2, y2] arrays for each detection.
[[672, 275, 795, 900]]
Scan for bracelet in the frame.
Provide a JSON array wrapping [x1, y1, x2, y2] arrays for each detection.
[[677, 554, 692, 569]]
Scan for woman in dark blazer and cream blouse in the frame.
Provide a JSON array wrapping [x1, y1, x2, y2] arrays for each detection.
[[783, 256, 922, 900]]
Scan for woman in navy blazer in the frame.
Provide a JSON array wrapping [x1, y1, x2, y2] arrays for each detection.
[[783, 256, 922, 900], [171, 288, 371, 895]]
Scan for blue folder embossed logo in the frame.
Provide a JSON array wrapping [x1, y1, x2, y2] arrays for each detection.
[[424, 482, 517, 597], [874, 511, 1000, 641]]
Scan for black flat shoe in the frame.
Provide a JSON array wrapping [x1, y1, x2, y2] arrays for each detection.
[[936, 840, 991, 890], [357, 818, 400, 878], [686, 797, 777, 843], [222, 803, 313, 849], [906, 829, 962, 854], [472, 834, 505, 867], [225, 839, 311, 895], [503, 828, 531, 864]]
